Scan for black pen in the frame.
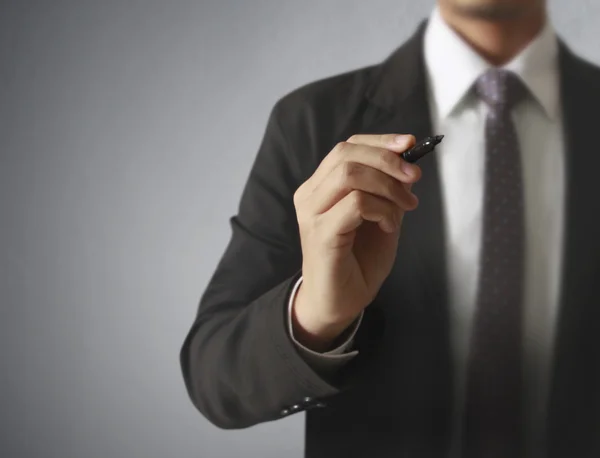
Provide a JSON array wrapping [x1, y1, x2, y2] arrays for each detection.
[[401, 135, 444, 163]]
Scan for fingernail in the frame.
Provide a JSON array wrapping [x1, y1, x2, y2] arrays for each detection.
[[392, 212, 401, 230], [394, 135, 410, 146], [386, 218, 397, 233], [402, 161, 415, 177], [411, 193, 419, 207]]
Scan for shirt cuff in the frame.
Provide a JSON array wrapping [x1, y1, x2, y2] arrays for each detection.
[[287, 276, 362, 366]]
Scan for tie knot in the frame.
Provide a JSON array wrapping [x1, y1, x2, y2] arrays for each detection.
[[475, 69, 527, 110]]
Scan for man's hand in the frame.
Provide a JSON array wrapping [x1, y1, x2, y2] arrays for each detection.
[[291, 134, 422, 352]]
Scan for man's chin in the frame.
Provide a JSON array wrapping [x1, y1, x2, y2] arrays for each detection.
[[449, 2, 529, 21]]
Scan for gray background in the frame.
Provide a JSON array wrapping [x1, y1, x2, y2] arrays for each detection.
[[1, 1, 599, 457]]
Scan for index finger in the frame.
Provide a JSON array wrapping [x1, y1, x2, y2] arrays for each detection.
[[346, 133, 416, 151]]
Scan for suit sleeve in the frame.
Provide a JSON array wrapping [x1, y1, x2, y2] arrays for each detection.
[[180, 99, 363, 429]]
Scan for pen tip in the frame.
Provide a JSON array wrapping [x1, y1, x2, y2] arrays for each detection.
[[435, 135, 444, 143]]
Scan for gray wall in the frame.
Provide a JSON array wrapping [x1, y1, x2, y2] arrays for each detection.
[[1, 1, 599, 457]]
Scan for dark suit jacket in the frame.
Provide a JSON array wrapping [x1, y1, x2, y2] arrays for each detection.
[[180, 22, 600, 458]]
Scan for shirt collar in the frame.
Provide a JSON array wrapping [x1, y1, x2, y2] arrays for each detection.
[[423, 6, 560, 120]]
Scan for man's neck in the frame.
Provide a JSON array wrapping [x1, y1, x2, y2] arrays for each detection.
[[437, 3, 547, 66]]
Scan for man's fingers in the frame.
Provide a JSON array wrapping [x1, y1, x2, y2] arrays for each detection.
[[295, 134, 421, 206], [328, 141, 421, 183], [320, 190, 402, 237], [346, 133, 416, 152], [299, 141, 421, 198], [308, 161, 419, 215]]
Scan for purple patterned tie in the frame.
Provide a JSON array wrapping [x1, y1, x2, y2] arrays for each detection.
[[462, 69, 528, 458]]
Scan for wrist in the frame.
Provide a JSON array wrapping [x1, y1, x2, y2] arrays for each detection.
[[291, 283, 359, 353]]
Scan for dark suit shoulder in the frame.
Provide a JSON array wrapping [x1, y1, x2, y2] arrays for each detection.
[[274, 64, 377, 117], [271, 64, 381, 146], [562, 44, 600, 96], [266, 64, 381, 180], [572, 55, 600, 85]]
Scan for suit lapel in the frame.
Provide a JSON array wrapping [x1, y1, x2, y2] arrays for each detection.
[[546, 41, 600, 458]]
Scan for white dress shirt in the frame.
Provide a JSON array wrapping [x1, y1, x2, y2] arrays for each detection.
[[288, 7, 565, 457]]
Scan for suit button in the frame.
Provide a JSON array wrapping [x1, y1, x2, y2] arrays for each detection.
[[290, 404, 302, 412], [280, 408, 290, 416], [303, 397, 314, 404], [315, 402, 327, 408]]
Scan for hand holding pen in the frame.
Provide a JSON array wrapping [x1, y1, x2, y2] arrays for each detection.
[[290, 133, 443, 352]]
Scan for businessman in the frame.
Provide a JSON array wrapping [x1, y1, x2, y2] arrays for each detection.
[[181, 0, 600, 456]]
